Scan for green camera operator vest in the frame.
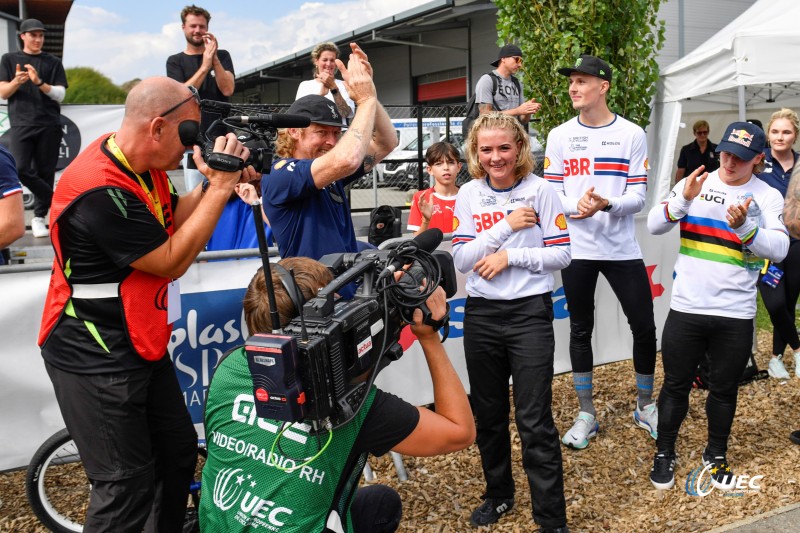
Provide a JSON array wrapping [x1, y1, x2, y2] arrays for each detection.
[[200, 346, 377, 533]]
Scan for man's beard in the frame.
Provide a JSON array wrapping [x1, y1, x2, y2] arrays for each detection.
[[185, 34, 204, 47]]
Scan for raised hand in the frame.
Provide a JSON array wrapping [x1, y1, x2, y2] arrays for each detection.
[[726, 196, 752, 229], [682, 165, 709, 201], [336, 43, 376, 104]]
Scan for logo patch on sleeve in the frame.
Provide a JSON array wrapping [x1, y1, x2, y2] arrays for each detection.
[[555, 213, 567, 230]]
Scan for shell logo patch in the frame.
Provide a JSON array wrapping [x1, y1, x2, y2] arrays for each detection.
[[644, 158, 650, 170], [452, 216, 460, 232], [543, 156, 551, 170], [555, 213, 567, 230], [274, 159, 287, 170]]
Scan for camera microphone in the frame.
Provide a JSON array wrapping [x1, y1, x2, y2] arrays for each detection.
[[228, 114, 311, 128], [378, 228, 443, 280], [200, 99, 233, 113]]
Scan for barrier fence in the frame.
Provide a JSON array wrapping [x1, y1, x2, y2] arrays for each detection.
[[0, 225, 677, 471], [0, 104, 677, 471]]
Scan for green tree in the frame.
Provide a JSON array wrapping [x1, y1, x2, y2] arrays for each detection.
[[495, 0, 665, 140], [64, 67, 128, 104]]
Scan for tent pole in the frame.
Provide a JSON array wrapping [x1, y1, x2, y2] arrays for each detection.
[[738, 85, 746, 121]]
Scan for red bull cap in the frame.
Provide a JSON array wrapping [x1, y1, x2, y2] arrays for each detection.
[[715, 121, 765, 161]]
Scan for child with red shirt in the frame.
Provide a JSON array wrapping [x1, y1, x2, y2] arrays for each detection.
[[407, 141, 462, 235]]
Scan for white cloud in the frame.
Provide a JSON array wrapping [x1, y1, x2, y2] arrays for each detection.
[[62, 0, 430, 84]]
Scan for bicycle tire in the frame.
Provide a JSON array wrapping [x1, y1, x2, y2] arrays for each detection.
[[25, 428, 87, 533]]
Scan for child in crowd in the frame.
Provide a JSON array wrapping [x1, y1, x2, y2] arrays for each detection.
[[407, 141, 461, 235]]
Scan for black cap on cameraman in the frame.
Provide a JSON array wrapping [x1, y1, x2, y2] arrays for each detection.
[[558, 55, 612, 83], [287, 95, 343, 128], [19, 18, 47, 34]]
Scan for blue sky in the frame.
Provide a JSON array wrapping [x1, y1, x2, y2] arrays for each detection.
[[62, 0, 430, 84]]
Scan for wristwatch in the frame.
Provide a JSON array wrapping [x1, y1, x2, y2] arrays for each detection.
[[35, 80, 45, 87], [330, 88, 339, 95], [602, 200, 613, 212]]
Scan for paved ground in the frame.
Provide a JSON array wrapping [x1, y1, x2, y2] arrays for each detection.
[[707, 502, 800, 532]]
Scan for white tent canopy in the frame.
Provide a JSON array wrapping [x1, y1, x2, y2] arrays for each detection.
[[647, 0, 800, 206]]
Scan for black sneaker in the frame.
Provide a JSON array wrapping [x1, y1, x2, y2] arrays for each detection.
[[470, 497, 514, 527], [791, 430, 800, 445], [702, 449, 735, 490], [650, 451, 676, 490], [538, 527, 570, 533]]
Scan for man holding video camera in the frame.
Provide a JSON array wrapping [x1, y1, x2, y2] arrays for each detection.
[[199, 257, 475, 532], [37, 76, 258, 532], [262, 43, 397, 261]]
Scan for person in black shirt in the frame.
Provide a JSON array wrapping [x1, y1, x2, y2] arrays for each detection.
[[674, 120, 718, 184], [0, 18, 68, 239], [166, 4, 235, 190], [39, 77, 258, 531], [200, 257, 475, 532]]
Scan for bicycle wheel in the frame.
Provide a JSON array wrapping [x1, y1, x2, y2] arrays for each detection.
[[25, 429, 88, 532]]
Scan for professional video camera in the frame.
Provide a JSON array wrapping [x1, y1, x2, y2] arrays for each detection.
[[177, 99, 311, 174], [244, 207, 456, 435]]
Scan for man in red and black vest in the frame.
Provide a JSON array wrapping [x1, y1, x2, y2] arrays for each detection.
[[38, 76, 258, 532]]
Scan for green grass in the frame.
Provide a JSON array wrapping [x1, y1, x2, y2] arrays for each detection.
[[756, 292, 772, 333], [756, 291, 800, 333]]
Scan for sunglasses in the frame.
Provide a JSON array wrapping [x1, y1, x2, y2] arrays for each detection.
[[158, 86, 200, 118], [695, 130, 709, 135]]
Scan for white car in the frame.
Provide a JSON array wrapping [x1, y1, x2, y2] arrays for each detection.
[[381, 132, 463, 190]]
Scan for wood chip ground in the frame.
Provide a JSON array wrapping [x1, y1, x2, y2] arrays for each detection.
[[1, 331, 798, 532]]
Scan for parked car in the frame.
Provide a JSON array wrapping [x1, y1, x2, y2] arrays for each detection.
[[381, 132, 463, 190], [398, 129, 545, 193]]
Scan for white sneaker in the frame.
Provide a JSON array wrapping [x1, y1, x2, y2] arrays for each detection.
[[634, 402, 658, 439], [561, 411, 598, 450], [795, 352, 800, 378], [31, 217, 49, 238], [768, 356, 791, 380]]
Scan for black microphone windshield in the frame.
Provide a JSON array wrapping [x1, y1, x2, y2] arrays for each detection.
[[413, 228, 443, 253], [377, 228, 443, 280], [229, 114, 311, 128]]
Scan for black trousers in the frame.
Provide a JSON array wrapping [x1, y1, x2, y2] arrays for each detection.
[[656, 310, 752, 456], [9, 124, 62, 218], [759, 239, 800, 355], [464, 294, 566, 529], [46, 357, 198, 533], [560, 258, 657, 374]]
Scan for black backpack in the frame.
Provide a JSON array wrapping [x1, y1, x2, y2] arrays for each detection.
[[693, 353, 767, 389], [461, 72, 522, 138], [368, 205, 401, 246]]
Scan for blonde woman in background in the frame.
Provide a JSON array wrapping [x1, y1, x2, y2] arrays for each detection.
[[295, 41, 354, 125], [757, 108, 800, 380]]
